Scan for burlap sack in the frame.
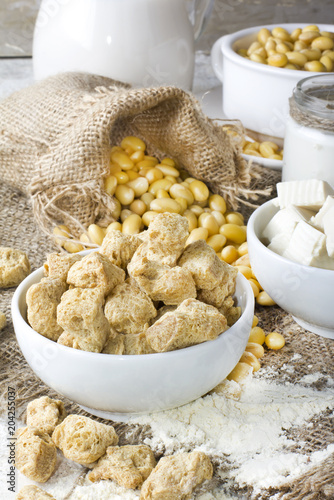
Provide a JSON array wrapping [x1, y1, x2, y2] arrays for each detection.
[[0, 72, 264, 238]]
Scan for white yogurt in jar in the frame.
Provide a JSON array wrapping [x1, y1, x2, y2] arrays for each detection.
[[282, 74, 334, 190], [283, 115, 334, 189]]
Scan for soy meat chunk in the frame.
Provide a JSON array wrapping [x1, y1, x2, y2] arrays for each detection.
[[57, 288, 110, 353], [57, 329, 111, 352], [123, 332, 156, 355], [0, 246, 30, 288], [226, 307, 241, 326], [27, 278, 66, 341], [131, 213, 189, 267], [178, 240, 227, 290], [146, 298, 227, 352], [0, 312, 6, 330], [224, 305, 241, 326], [217, 296, 241, 326], [43, 252, 82, 281], [104, 281, 157, 335], [52, 415, 118, 465], [218, 295, 234, 313], [102, 333, 125, 355], [67, 252, 125, 296], [16, 485, 56, 499], [151, 305, 177, 324], [57, 330, 107, 353], [26, 396, 67, 435], [140, 451, 213, 500], [88, 445, 156, 489], [15, 427, 57, 483], [197, 264, 238, 308], [146, 213, 189, 263], [128, 258, 196, 305], [100, 230, 142, 269], [57, 331, 79, 349]]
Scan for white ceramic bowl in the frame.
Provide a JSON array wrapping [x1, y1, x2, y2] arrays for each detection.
[[11, 267, 254, 420], [211, 23, 334, 139], [247, 198, 334, 339]]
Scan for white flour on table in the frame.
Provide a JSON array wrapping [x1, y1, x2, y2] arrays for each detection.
[[126, 376, 334, 493], [1, 375, 333, 499]]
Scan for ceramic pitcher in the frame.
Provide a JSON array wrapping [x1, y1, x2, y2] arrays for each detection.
[[33, 0, 214, 89]]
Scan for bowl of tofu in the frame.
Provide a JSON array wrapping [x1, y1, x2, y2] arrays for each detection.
[[12, 213, 254, 420], [247, 179, 334, 339]]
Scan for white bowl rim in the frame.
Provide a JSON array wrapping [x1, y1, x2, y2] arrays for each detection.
[[216, 22, 334, 79], [12, 265, 254, 361], [248, 197, 334, 274]]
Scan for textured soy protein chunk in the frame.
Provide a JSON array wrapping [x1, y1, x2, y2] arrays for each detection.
[[178, 240, 228, 290], [146, 298, 227, 352], [52, 414, 118, 465], [216, 296, 241, 326], [26, 277, 66, 341], [57, 330, 78, 349], [26, 396, 67, 435], [0, 246, 30, 288], [128, 258, 196, 305], [88, 445, 156, 489], [130, 213, 189, 268], [123, 332, 156, 355], [100, 230, 142, 269], [15, 427, 57, 482], [197, 264, 238, 308], [224, 305, 241, 326], [104, 281, 157, 335], [102, 333, 125, 354], [67, 251, 125, 296], [57, 287, 111, 352], [43, 252, 82, 281], [0, 312, 6, 330], [140, 451, 213, 500], [16, 484, 56, 499], [150, 305, 177, 324]]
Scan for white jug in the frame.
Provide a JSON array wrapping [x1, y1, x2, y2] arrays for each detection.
[[32, 0, 214, 90]]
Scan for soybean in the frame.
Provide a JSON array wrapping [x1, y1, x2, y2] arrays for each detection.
[[237, 24, 334, 72], [265, 332, 285, 350]]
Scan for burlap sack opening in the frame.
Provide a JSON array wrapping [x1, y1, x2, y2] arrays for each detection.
[[0, 72, 269, 239]]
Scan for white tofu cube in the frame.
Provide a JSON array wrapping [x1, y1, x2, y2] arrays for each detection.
[[267, 233, 290, 256], [262, 206, 302, 242], [283, 220, 327, 266], [310, 195, 334, 231], [323, 206, 334, 259], [277, 180, 334, 210]]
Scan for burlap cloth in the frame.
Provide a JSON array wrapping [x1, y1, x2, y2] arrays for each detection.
[[1, 164, 334, 498], [0, 72, 269, 241]]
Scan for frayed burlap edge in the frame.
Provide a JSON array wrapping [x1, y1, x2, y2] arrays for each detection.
[[0, 73, 271, 242]]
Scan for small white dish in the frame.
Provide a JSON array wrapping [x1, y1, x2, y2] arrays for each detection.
[[247, 198, 334, 339], [242, 136, 283, 171], [197, 86, 283, 170], [242, 152, 282, 171], [12, 266, 254, 420]]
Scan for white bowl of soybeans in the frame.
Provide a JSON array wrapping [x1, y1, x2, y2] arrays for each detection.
[[211, 23, 334, 139]]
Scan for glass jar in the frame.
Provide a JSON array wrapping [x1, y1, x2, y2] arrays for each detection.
[[282, 74, 334, 189]]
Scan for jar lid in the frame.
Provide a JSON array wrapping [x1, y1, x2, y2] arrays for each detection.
[[294, 74, 334, 121]]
